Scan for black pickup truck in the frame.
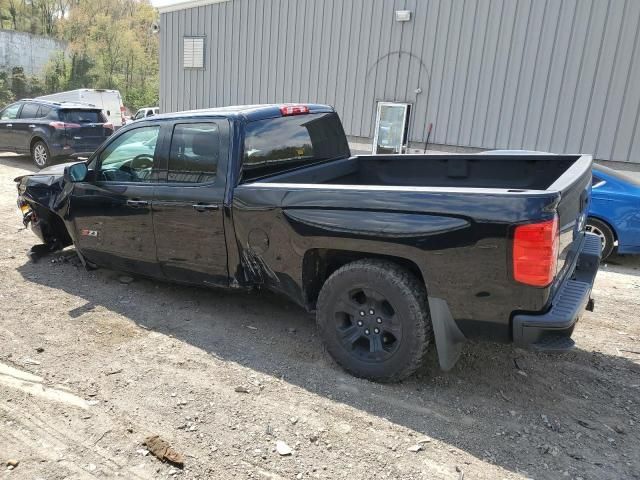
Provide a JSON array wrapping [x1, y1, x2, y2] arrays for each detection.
[[16, 104, 600, 382]]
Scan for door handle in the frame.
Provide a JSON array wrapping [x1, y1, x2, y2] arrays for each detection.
[[126, 199, 149, 207], [192, 203, 219, 212], [6, 124, 12, 128], [28, 124, 36, 128]]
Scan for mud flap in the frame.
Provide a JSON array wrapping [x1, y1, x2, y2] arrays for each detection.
[[428, 297, 466, 371]]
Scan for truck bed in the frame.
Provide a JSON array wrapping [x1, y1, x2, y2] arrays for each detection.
[[255, 154, 581, 191], [237, 152, 592, 341]]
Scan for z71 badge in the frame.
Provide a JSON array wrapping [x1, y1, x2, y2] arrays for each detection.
[[80, 229, 99, 237]]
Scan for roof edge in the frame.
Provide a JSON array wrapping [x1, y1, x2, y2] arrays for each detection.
[[156, 0, 231, 14]]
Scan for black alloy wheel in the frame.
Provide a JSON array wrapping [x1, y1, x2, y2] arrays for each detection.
[[317, 259, 432, 382]]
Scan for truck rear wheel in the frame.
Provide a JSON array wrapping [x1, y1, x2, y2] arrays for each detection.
[[316, 259, 432, 382]]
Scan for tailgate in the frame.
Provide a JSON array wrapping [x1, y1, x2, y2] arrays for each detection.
[[549, 154, 593, 293], [67, 124, 109, 147], [61, 109, 112, 148]]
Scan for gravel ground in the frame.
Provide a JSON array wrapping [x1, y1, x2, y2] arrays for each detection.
[[0, 154, 639, 480]]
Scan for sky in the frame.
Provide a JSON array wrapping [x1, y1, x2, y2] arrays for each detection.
[[149, 0, 188, 8]]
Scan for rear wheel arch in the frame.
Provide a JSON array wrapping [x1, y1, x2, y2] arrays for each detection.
[[30, 135, 46, 151], [316, 257, 432, 382], [302, 248, 428, 310]]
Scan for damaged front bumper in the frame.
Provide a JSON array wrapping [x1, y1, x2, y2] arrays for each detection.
[[17, 198, 35, 227], [17, 198, 47, 244]]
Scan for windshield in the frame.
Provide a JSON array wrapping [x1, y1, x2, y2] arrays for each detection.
[[61, 109, 106, 124], [242, 112, 350, 182], [594, 164, 640, 187]]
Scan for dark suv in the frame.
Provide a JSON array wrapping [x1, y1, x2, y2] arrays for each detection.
[[0, 99, 114, 168]]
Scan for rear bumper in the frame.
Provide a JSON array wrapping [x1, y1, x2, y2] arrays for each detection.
[[512, 233, 601, 348], [50, 140, 105, 159]]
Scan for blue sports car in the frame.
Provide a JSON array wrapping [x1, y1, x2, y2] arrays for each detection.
[[588, 164, 640, 259]]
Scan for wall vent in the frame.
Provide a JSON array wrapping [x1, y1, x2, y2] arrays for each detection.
[[183, 37, 204, 69]]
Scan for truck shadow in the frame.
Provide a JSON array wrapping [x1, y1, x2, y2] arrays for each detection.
[[16, 252, 640, 479]]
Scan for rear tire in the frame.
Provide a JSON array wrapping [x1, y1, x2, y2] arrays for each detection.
[[586, 217, 615, 260], [31, 140, 51, 169], [316, 259, 432, 383]]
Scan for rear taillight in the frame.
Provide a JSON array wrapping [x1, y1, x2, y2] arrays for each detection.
[[49, 121, 81, 130], [513, 216, 559, 287], [280, 104, 309, 116]]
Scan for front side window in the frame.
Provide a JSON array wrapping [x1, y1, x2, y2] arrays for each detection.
[[0, 103, 21, 120], [242, 112, 350, 182], [167, 122, 219, 183], [98, 125, 160, 182], [19, 103, 40, 119]]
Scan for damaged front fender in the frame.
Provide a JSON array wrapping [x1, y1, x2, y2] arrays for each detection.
[[16, 165, 76, 252]]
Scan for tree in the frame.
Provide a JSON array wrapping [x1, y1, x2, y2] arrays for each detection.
[[0, 0, 72, 35], [5, 0, 24, 30], [0, 71, 15, 105], [57, 0, 159, 109], [10, 66, 28, 99], [37, 0, 58, 35], [2, 0, 160, 111]]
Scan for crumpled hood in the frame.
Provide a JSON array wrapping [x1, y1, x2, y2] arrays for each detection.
[[14, 161, 78, 183], [16, 162, 78, 215]]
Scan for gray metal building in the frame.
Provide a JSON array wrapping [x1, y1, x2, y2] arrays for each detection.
[[158, 0, 640, 163]]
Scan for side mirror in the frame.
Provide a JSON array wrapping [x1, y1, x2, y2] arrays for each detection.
[[64, 162, 88, 182]]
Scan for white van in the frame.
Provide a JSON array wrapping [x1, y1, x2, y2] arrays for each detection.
[[36, 89, 126, 128]]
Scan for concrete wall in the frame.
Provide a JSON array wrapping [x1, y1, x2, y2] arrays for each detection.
[[0, 29, 67, 76], [160, 0, 640, 163]]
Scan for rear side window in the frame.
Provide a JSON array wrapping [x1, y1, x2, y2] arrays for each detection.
[[37, 106, 53, 118], [167, 123, 220, 183], [61, 109, 106, 123], [242, 112, 350, 182], [19, 103, 40, 119]]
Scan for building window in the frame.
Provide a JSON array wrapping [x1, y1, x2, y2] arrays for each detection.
[[183, 37, 204, 69]]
